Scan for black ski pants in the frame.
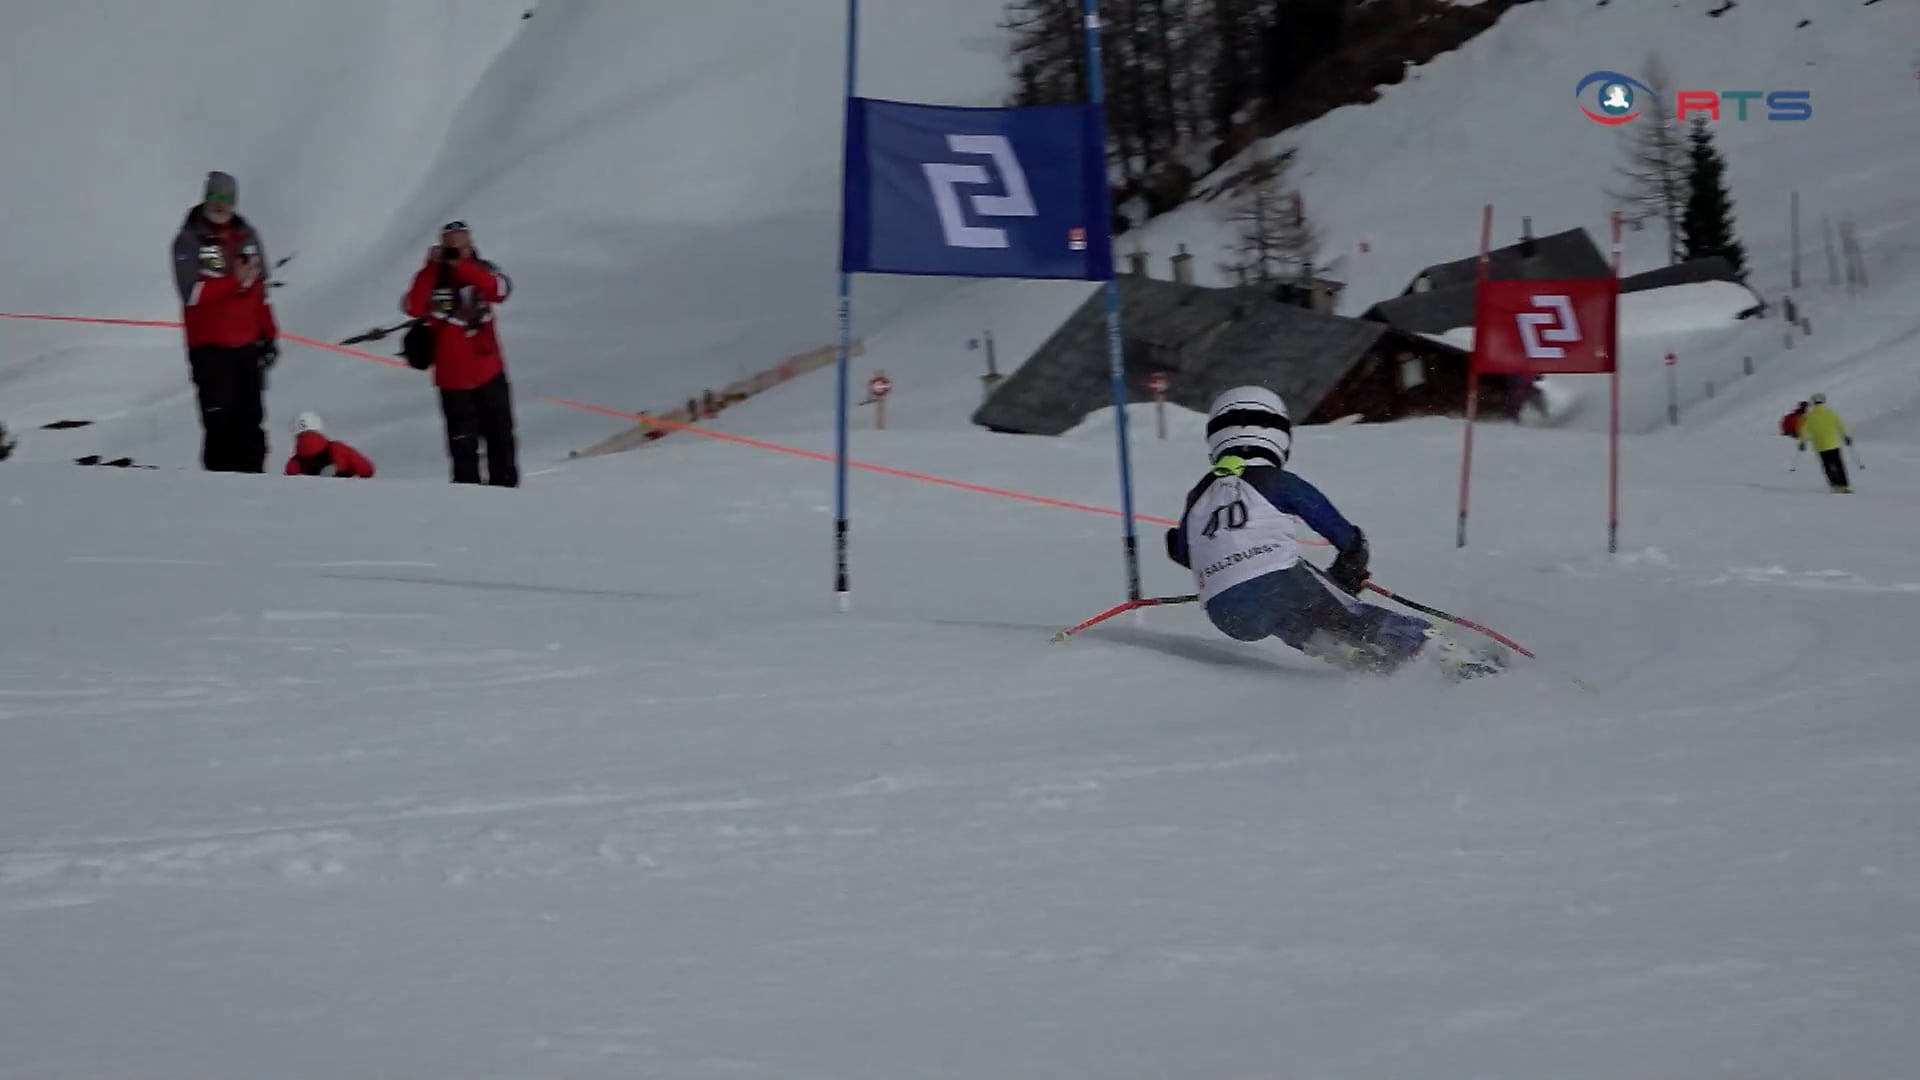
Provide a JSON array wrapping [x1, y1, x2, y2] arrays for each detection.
[[438, 373, 519, 487], [189, 344, 267, 473], [1819, 447, 1850, 489]]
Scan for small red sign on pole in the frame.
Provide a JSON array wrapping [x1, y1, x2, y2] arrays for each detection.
[[1147, 371, 1170, 440], [866, 372, 891, 430]]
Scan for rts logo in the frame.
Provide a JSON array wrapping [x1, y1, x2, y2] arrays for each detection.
[[1575, 70, 1812, 124]]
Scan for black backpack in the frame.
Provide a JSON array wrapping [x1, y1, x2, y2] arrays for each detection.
[[401, 319, 434, 370], [400, 258, 459, 371]]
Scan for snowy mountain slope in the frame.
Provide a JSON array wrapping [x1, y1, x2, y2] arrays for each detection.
[[6, 414, 1920, 1079], [1166, 0, 1920, 307], [0, 0, 1016, 473], [0, 0, 521, 463], [7, 0, 1917, 471], [672, 0, 1920, 456], [1146, 0, 1920, 438]]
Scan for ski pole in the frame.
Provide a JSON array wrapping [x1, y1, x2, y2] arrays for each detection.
[[1364, 582, 1536, 659], [1295, 558, 1534, 659], [1052, 580, 1535, 659], [1051, 593, 1197, 642], [339, 320, 413, 346]]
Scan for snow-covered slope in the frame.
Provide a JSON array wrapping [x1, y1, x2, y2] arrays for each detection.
[[0, 0, 1014, 471], [7, 3, 1920, 1074], [7, 415, 1920, 1078], [705, 0, 1920, 449], [6, 0, 1917, 469]]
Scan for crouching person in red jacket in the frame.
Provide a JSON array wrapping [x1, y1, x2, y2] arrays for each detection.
[[285, 413, 375, 478], [402, 221, 519, 487]]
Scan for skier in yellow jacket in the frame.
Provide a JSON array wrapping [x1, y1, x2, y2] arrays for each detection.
[[1796, 393, 1854, 492]]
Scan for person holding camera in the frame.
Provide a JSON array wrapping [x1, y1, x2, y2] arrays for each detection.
[[171, 171, 279, 473], [401, 221, 519, 487]]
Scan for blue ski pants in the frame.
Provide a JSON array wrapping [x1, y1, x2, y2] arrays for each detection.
[[1205, 563, 1433, 664]]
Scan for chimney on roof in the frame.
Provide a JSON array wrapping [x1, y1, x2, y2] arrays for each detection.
[[1126, 249, 1150, 277], [1171, 243, 1193, 285], [1520, 216, 1536, 258]]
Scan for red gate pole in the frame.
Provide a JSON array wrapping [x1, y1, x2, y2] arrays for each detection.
[[1607, 210, 1623, 555], [1457, 204, 1494, 549]]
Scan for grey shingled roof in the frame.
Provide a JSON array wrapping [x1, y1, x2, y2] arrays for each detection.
[[971, 276, 1387, 436], [1366, 251, 1752, 335], [1360, 283, 1478, 335], [1403, 227, 1610, 294], [1366, 227, 1615, 335], [1620, 255, 1739, 293]]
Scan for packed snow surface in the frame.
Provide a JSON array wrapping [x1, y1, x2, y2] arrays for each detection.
[[5, 0, 1920, 1075], [6, 418, 1920, 1078]]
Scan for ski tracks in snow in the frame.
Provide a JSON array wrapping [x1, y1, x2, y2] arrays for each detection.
[[0, 746, 1306, 917]]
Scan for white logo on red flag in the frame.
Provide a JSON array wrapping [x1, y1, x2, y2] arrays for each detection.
[[1472, 277, 1618, 375], [1514, 294, 1582, 360]]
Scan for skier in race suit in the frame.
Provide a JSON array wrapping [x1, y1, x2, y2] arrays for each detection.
[[1164, 386, 1500, 678]]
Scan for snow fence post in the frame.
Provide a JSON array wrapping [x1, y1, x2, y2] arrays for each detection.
[[1665, 352, 1679, 426]]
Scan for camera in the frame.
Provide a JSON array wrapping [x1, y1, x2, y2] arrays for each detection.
[[441, 245, 461, 261]]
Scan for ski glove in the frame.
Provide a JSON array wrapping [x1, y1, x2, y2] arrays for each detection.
[[256, 339, 279, 369], [1326, 529, 1370, 596], [1164, 526, 1191, 569]]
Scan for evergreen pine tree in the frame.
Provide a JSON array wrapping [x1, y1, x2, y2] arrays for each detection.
[[1680, 117, 1747, 277]]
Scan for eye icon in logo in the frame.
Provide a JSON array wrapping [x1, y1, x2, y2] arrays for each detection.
[[1576, 70, 1653, 125]]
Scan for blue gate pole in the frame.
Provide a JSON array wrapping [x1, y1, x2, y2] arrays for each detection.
[[833, 0, 860, 612], [1081, 0, 1142, 602]]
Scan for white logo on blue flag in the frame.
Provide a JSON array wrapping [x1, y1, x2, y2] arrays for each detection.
[[921, 135, 1037, 249], [840, 97, 1111, 281]]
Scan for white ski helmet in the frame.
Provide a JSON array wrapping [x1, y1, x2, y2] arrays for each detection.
[[1205, 385, 1292, 466], [291, 411, 324, 436]]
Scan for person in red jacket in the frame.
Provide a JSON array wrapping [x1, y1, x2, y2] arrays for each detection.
[[1780, 400, 1809, 439], [402, 221, 519, 487], [284, 412, 375, 478], [171, 171, 279, 473]]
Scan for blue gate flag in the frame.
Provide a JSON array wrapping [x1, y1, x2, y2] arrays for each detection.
[[840, 97, 1111, 281]]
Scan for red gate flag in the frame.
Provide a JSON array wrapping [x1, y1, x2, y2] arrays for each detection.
[[1472, 277, 1618, 375]]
